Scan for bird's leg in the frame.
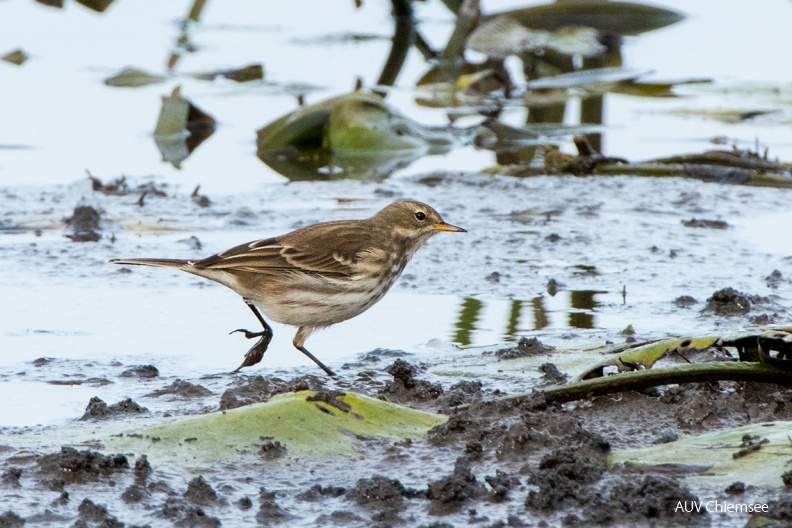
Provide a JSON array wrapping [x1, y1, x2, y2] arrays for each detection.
[[294, 327, 337, 377], [231, 299, 274, 372]]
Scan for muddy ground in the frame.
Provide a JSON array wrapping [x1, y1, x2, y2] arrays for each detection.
[[2, 172, 792, 526], [3, 354, 792, 527]]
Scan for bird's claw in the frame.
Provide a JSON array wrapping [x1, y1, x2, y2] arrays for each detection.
[[230, 328, 264, 339], [231, 328, 273, 372]]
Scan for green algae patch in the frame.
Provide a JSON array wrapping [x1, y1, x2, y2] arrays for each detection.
[[611, 422, 792, 488], [110, 391, 446, 463]]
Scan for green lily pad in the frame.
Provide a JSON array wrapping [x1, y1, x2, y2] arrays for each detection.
[[109, 391, 447, 464], [611, 422, 792, 488]]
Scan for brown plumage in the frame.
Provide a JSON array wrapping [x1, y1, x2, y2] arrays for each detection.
[[109, 200, 465, 376]]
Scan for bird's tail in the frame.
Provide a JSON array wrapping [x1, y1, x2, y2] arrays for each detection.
[[108, 258, 190, 269]]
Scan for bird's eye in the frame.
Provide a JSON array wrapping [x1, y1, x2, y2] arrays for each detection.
[[415, 211, 426, 221]]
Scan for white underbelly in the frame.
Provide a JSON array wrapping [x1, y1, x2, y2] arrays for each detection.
[[248, 275, 394, 328]]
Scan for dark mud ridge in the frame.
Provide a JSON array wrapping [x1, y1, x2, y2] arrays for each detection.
[[3, 351, 792, 527]]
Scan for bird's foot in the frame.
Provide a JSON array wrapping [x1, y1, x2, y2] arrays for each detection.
[[231, 327, 273, 372]]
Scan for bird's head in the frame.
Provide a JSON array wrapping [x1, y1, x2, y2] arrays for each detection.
[[374, 200, 466, 244]]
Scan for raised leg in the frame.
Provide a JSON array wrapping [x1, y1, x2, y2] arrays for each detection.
[[231, 299, 274, 372], [294, 326, 337, 377]]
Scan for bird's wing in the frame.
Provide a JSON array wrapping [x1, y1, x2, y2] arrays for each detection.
[[191, 221, 373, 277]]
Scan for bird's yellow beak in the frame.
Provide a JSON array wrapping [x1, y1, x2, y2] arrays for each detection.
[[433, 222, 466, 233]]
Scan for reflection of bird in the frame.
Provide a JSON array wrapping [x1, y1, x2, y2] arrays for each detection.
[[110, 200, 465, 377]]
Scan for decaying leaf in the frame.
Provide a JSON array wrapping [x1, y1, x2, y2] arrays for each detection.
[[104, 67, 166, 88], [153, 85, 216, 169], [525, 67, 647, 90], [75, 0, 116, 12], [670, 108, 779, 124], [1, 48, 29, 66], [34, 0, 64, 8], [523, 67, 648, 107], [192, 63, 264, 83]]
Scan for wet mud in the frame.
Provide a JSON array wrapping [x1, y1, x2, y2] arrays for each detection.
[[10, 357, 792, 526]]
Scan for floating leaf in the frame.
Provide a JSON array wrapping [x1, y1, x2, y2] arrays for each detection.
[[468, 16, 604, 58], [487, 1, 685, 36], [110, 391, 447, 464], [153, 85, 216, 169], [669, 108, 779, 124], [525, 67, 646, 90], [154, 86, 190, 137], [75, 0, 116, 12], [547, 26, 606, 57], [256, 92, 454, 180], [524, 67, 648, 106], [612, 79, 710, 98], [1, 48, 29, 66], [473, 119, 599, 151], [468, 15, 547, 58], [104, 67, 166, 88], [192, 63, 264, 83], [34, 0, 64, 7], [611, 422, 792, 488]]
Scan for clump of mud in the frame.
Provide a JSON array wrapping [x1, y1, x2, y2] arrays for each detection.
[[538, 362, 568, 385], [37, 446, 129, 486], [766, 269, 785, 289], [674, 295, 698, 308], [702, 287, 768, 316], [64, 205, 102, 242], [255, 488, 290, 524], [146, 379, 213, 398], [296, 484, 345, 502], [258, 440, 288, 460], [119, 365, 159, 379], [682, 218, 729, 229], [218, 375, 324, 410], [426, 456, 489, 515], [0, 511, 25, 527], [377, 359, 443, 405], [491, 337, 555, 359], [80, 396, 148, 420], [75, 498, 125, 527]]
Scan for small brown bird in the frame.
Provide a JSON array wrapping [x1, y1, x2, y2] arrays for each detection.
[[109, 200, 465, 377]]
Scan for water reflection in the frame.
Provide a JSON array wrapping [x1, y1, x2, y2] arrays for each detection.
[[453, 297, 484, 345], [451, 290, 611, 345]]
